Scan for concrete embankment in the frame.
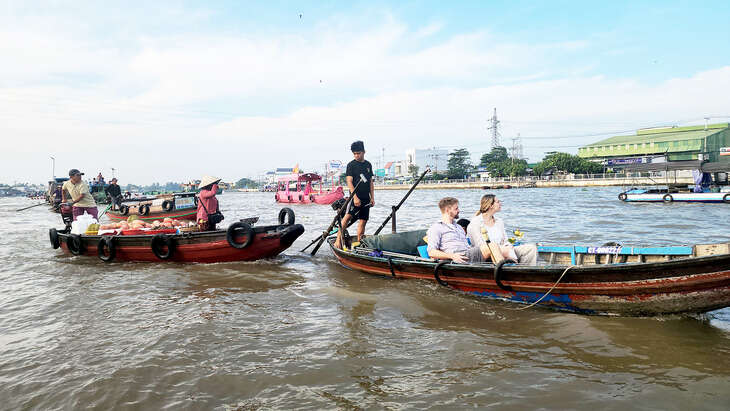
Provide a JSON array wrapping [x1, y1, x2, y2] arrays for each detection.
[[374, 176, 694, 190]]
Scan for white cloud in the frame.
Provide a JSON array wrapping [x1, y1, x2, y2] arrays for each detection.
[[1, 8, 728, 185]]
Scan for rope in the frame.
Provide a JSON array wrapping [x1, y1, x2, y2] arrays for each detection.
[[515, 265, 574, 311]]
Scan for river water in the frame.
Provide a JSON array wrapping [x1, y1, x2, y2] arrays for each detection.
[[1, 187, 729, 410]]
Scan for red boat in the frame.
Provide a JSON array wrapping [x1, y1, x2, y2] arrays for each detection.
[[49, 208, 304, 263], [327, 231, 730, 316], [106, 192, 198, 222]]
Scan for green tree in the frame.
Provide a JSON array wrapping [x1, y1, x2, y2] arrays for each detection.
[[235, 178, 260, 189], [480, 146, 509, 166], [533, 152, 603, 176], [447, 148, 472, 179], [408, 164, 419, 178]]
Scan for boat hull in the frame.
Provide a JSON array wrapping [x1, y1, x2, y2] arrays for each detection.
[[327, 238, 730, 316], [620, 190, 730, 203], [54, 223, 304, 263]]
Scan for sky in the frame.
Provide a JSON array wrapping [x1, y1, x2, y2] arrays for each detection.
[[2, 0, 729, 185]]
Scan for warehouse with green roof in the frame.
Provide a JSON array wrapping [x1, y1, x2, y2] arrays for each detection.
[[578, 123, 730, 165]]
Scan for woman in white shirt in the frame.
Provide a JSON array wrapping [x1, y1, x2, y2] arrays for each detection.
[[466, 194, 537, 265]]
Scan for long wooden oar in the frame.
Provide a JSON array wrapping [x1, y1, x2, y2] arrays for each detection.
[[97, 203, 113, 220], [307, 174, 367, 256], [15, 202, 47, 212], [372, 167, 430, 235]]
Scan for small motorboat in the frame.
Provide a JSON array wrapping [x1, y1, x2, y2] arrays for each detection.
[[327, 230, 730, 316], [106, 192, 199, 221], [618, 187, 730, 203], [275, 173, 344, 205], [49, 208, 304, 263]]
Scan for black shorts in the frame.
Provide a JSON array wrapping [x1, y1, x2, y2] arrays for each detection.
[[347, 202, 370, 221]]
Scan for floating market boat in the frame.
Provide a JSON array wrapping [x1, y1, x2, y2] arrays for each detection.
[[275, 173, 344, 205], [49, 208, 303, 263], [106, 192, 198, 222], [327, 231, 730, 316]]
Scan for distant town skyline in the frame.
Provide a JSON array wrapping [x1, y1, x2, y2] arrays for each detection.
[[2, 1, 729, 184]]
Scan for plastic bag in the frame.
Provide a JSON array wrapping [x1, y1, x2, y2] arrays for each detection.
[[71, 212, 99, 235]]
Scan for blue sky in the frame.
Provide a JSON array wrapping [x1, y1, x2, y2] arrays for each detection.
[[1, 0, 729, 184]]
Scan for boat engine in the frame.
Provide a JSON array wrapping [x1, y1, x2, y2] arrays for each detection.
[[60, 204, 74, 229]]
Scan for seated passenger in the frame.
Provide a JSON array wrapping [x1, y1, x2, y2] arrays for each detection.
[[466, 194, 537, 265], [426, 197, 493, 263]]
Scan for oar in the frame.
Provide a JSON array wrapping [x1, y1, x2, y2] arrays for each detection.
[[16, 202, 47, 212], [97, 203, 113, 220], [372, 167, 430, 235], [307, 174, 367, 256]]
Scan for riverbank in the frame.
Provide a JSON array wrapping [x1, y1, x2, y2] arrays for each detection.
[[374, 176, 695, 190]]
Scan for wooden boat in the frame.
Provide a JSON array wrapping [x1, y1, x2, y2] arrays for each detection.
[[275, 173, 344, 205], [49, 209, 304, 263], [327, 231, 730, 316], [619, 187, 730, 203], [106, 192, 198, 222]]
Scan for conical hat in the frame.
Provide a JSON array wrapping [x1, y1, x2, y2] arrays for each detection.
[[199, 175, 221, 189]]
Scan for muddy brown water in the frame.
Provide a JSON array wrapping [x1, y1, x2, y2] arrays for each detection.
[[1, 187, 729, 409]]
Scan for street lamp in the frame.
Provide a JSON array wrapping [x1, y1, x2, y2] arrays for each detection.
[[50, 156, 55, 178]]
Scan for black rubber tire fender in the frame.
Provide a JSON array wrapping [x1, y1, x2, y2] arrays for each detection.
[[278, 207, 295, 225], [150, 234, 175, 260], [663, 194, 673, 203], [723, 193, 730, 203], [67, 234, 83, 255], [49, 228, 60, 249], [97, 236, 116, 262], [161, 200, 174, 212], [138, 204, 150, 216], [118, 204, 129, 215], [494, 259, 517, 291], [226, 222, 254, 249], [618, 193, 628, 201], [434, 261, 450, 286]]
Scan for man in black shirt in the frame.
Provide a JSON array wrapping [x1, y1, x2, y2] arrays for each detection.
[[335, 140, 374, 248], [105, 177, 122, 210]]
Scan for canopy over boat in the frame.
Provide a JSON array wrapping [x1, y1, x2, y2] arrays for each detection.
[[276, 173, 322, 183]]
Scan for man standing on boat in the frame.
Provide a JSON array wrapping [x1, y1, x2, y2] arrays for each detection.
[[61, 169, 99, 220], [335, 140, 374, 248], [105, 177, 122, 210]]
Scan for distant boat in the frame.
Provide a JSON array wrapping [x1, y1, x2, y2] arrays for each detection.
[[275, 173, 344, 205]]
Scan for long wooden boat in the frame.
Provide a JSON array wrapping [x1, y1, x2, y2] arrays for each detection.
[[49, 211, 304, 263], [106, 192, 198, 222], [327, 231, 730, 316]]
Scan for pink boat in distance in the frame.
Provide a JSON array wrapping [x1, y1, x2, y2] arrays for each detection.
[[274, 173, 345, 205]]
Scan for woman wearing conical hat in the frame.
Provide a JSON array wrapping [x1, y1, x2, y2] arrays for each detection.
[[197, 175, 222, 231]]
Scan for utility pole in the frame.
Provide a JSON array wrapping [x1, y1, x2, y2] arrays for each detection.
[[487, 108, 501, 149], [111, 167, 116, 178], [703, 117, 710, 162], [50, 156, 55, 178]]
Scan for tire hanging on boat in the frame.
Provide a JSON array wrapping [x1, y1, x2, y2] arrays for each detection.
[[494, 259, 517, 291], [278, 207, 295, 225], [49, 228, 60, 249], [118, 204, 129, 215], [724, 193, 730, 203], [67, 234, 83, 255], [433, 261, 450, 286], [150, 234, 175, 259], [97, 236, 116, 262], [226, 222, 253, 249], [618, 193, 627, 201], [663, 194, 673, 203], [138, 204, 150, 216], [161, 200, 174, 212]]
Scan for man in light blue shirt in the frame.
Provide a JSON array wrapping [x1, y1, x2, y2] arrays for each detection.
[[426, 197, 492, 263]]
